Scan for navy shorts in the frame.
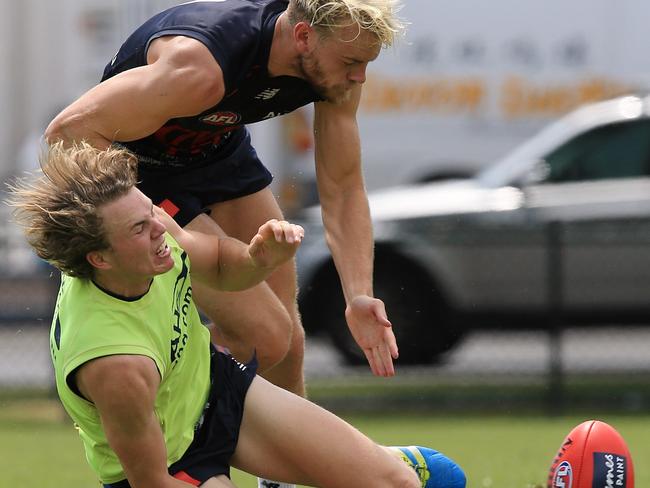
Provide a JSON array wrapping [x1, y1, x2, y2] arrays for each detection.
[[103, 345, 258, 488], [136, 128, 273, 227]]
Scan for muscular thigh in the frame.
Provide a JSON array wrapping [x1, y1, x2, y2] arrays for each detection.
[[208, 187, 284, 243], [200, 475, 236, 487]]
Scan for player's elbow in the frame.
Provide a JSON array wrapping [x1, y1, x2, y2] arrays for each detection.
[[44, 111, 112, 149], [44, 111, 85, 147], [44, 116, 66, 145]]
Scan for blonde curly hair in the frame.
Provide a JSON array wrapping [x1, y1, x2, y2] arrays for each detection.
[[7, 142, 138, 279], [288, 0, 405, 47]]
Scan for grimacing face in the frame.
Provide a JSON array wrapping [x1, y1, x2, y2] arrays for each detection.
[[96, 188, 173, 291], [300, 24, 381, 103]]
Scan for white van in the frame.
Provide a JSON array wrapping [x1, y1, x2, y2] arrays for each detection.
[[276, 0, 650, 211], [352, 0, 650, 190]]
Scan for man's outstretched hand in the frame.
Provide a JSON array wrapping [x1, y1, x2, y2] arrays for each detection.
[[248, 219, 304, 269], [345, 295, 399, 377]]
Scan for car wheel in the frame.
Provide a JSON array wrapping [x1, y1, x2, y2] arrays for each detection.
[[317, 253, 463, 365]]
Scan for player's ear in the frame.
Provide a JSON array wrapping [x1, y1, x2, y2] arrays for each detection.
[[293, 21, 314, 53], [86, 250, 112, 271]]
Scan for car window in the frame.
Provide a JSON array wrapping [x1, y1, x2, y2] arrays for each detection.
[[542, 119, 650, 183]]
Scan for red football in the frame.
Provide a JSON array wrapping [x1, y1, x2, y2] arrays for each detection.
[[548, 420, 634, 488]]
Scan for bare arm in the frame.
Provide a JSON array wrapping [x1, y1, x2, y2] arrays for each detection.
[[75, 355, 192, 488], [45, 36, 225, 148], [314, 87, 398, 377], [156, 209, 304, 291]]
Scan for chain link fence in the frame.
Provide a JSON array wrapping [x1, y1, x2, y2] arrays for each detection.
[[2, 200, 650, 413]]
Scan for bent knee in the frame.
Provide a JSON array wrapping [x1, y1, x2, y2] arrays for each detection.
[[254, 316, 293, 371], [258, 315, 305, 374]]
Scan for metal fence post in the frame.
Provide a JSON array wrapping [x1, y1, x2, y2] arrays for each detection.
[[547, 220, 565, 415]]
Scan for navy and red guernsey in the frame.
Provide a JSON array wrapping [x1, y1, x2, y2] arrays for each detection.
[[101, 0, 322, 168]]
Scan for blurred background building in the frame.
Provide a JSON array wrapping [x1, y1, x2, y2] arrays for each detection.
[[4, 0, 650, 198]]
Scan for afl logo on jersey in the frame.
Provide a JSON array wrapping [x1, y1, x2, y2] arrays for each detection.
[[201, 111, 241, 126]]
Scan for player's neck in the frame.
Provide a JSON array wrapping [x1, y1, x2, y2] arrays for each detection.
[[268, 12, 302, 78], [92, 271, 153, 300]]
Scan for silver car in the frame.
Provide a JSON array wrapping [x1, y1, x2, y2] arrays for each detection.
[[297, 95, 650, 364]]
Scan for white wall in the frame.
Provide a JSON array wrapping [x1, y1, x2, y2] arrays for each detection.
[[0, 2, 24, 177], [2, 0, 184, 176]]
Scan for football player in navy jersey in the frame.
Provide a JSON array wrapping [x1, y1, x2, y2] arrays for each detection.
[[46, 0, 404, 427]]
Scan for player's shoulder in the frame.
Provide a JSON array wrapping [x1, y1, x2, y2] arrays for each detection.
[[166, 0, 287, 29], [160, 0, 287, 67]]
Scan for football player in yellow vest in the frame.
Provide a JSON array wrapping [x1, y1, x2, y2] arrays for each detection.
[[9, 143, 465, 488]]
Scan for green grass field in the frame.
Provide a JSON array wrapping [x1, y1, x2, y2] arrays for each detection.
[[1, 399, 647, 487]]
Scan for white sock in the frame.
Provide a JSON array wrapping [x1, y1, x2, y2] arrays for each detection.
[[257, 478, 295, 488]]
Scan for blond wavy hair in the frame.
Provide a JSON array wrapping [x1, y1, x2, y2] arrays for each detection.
[[7, 142, 138, 279], [288, 0, 405, 47]]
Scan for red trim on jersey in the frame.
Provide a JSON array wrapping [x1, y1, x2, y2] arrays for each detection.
[[173, 470, 201, 486], [159, 199, 180, 218]]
